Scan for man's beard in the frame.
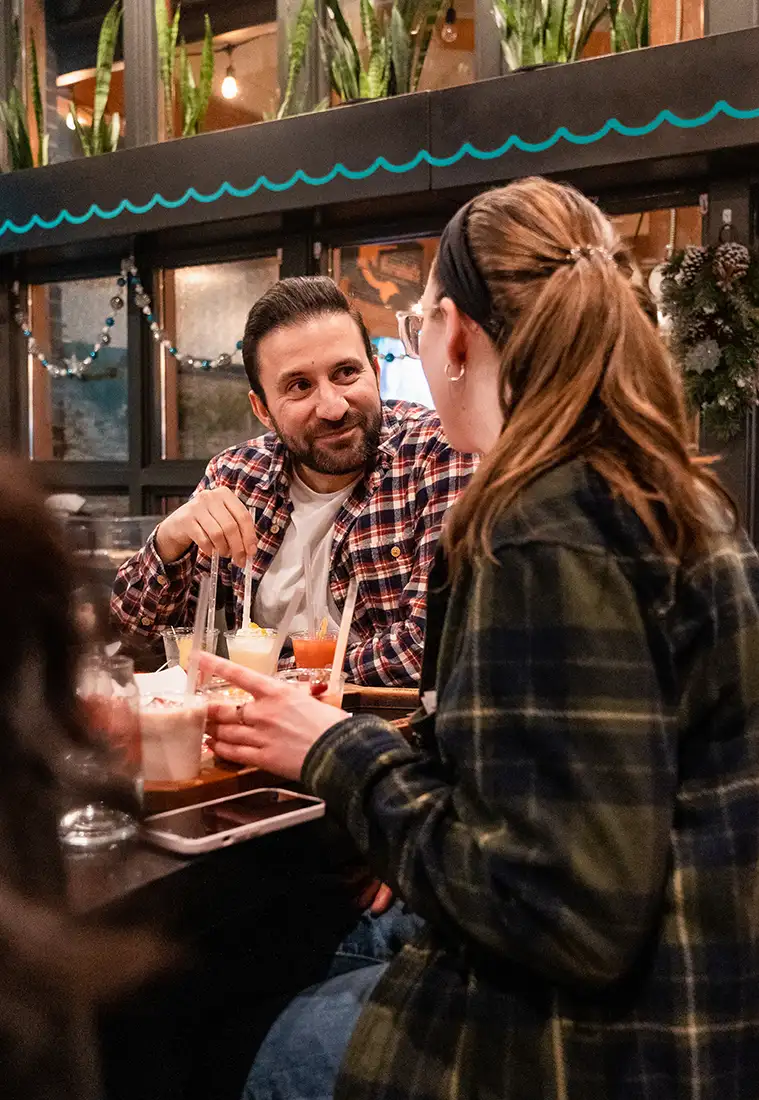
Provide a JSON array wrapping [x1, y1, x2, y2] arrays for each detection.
[[270, 406, 383, 476]]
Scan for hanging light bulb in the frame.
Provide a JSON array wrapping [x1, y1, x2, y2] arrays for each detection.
[[66, 111, 76, 130], [441, 6, 458, 43], [221, 46, 238, 99]]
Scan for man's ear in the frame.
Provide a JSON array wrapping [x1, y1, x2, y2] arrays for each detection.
[[249, 390, 273, 430]]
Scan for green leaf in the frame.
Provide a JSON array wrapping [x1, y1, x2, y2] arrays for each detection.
[[108, 111, 121, 151], [360, 0, 382, 55], [278, 0, 316, 118], [178, 39, 197, 136], [9, 86, 33, 168], [92, 0, 123, 154], [324, 0, 361, 77], [155, 0, 180, 138], [194, 14, 215, 132], [70, 105, 92, 157], [29, 32, 46, 166], [389, 5, 411, 93]]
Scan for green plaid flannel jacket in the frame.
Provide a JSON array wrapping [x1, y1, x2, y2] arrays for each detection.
[[303, 458, 759, 1100]]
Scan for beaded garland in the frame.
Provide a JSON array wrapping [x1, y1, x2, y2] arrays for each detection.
[[11, 256, 243, 379], [11, 254, 402, 378]]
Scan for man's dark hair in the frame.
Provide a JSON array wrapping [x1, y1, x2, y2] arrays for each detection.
[[242, 276, 375, 402]]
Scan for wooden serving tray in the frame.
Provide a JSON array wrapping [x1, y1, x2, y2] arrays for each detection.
[[143, 685, 418, 815]]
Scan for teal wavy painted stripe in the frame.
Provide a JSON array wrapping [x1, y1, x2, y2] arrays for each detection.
[[1, 98, 758, 239]]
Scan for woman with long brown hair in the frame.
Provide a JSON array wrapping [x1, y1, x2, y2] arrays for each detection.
[[0, 458, 161, 1100], [202, 177, 759, 1100]]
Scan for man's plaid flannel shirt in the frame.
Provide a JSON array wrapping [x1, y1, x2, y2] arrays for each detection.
[[111, 401, 477, 686]]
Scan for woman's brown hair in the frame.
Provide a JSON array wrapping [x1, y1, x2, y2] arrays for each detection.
[[437, 177, 735, 573], [0, 457, 165, 1100]]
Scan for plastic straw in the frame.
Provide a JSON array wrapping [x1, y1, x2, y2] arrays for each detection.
[[328, 579, 358, 701], [241, 508, 256, 630], [272, 588, 304, 666], [303, 543, 316, 638], [206, 549, 219, 651], [185, 576, 211, 699]]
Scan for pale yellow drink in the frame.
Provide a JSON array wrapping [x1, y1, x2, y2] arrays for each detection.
[[225, 628, 279, 676]]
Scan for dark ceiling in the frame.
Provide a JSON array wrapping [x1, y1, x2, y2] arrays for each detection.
[[49, 0, 276, 73]]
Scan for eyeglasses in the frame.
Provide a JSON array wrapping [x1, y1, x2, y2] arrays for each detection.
[[396, 305, 437, 360]]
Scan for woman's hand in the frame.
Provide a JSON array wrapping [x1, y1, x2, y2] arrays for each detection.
[[198, 653, 349, 780]]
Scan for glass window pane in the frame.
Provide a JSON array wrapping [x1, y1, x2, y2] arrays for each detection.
[[610, 205, 702, 278], [334, 238, 437, 408], [28, 277, 128, 461], [417, 0, 475, 91], [159, 256, 280, 460], [195, 27, 279, 130]]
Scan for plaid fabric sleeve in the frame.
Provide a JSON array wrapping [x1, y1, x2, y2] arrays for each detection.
[[347, 445, 476, 686], [304, 539, 677, 990], [110, 458, 218, 637]]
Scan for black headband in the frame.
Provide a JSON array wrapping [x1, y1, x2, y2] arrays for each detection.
[[436, 202, 500, 340]]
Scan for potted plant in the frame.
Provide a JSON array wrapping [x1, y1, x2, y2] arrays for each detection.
[[0, 23, 47, 170], [156, 2, 215, 138], [69, 0, 123, 156]]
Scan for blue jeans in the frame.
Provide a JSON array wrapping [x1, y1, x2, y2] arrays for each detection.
[[243, 963, 387, 1100], [328, 899, 424, 977], [244, 903, 424, 1100]]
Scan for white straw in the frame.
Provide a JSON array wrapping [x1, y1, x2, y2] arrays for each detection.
[[328, 579, 358, 701], [303, 543, 316, 638], [185, 575, 211, 699], [241, 507, 256, 630], [272, 589, 304, 666], [205, 549, 219, 651]]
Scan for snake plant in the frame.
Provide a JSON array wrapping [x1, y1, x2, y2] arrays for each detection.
[[278, 0, 319, 118], [322, 0, 444, 102], [0, 23, 48, 170], [493, 0, 608, 71], [156, 3, 215, 138], [608, 0, 649, 51], [69, 0, 122, 156]]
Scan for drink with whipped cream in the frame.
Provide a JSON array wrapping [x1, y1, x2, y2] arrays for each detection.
[[225, 628, 279, 676], [139, 693, 208, 783]]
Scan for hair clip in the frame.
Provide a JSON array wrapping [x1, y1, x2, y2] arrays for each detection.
[[568, 245, 614, 265]]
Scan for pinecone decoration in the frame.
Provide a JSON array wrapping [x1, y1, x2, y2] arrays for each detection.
[[675, 246, 708, 287], [714, 243, 750, 291], [682, 314, 709, 342]]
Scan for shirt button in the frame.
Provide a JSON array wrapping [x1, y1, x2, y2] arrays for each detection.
[[141, 616, 151, 626], [157, 575, 167, 586], [391, 546, 401, 559], [271, 523, 280, 534]]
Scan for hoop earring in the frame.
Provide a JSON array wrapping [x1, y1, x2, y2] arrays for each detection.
[[445, 360, 466, 382]]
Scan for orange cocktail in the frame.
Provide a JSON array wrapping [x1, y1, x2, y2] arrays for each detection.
[[291, 630, 337, 669]]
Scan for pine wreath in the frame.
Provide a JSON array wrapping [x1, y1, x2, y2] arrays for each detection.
[[662, 241, 759, 441]]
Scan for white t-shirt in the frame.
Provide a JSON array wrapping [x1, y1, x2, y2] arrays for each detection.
[[253, 471, 359, 635]]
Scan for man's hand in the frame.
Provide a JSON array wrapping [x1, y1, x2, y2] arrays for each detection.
[[154, 487, 257, 566], [356, 881, 395, 916]]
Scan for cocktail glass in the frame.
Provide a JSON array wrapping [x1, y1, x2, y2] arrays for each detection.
[[291, 630, 338, 670], [225, 628, 279, 676], [139, 692, 208, 783], [278, 667, 347, 709]]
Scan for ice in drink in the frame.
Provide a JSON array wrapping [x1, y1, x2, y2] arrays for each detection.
[[291, 631, 338, 670], [225, 628, 279, 676], [139, 693, 208, 782]]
